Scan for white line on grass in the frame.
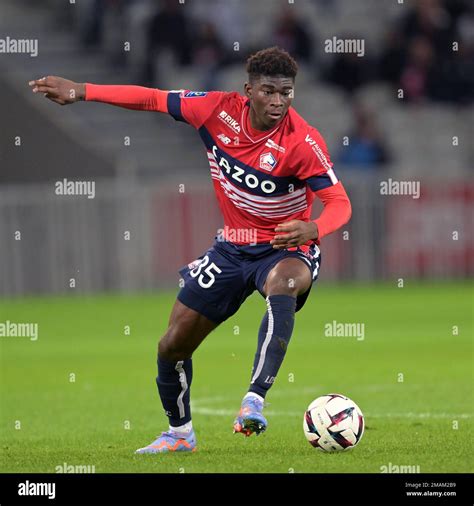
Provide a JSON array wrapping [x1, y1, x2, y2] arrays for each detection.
[[191, 406, 473, 419], [192, 384, 441, 406]]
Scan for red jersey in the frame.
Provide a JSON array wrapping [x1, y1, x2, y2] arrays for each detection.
[[85, 84, 351, 246], [167, 90, 342, 244]]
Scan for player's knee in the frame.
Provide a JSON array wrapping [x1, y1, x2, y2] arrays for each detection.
[[265, 269, 304, 297]]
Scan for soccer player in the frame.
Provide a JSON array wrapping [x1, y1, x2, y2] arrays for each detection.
[[29, 47, 351, 453]]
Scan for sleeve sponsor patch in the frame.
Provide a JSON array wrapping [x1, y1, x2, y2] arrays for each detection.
[[182, 91, 208, 98]]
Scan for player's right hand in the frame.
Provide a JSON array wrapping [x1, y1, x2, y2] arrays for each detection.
[[28, 76, 85, 105]]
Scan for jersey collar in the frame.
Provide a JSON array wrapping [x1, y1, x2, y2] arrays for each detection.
[[241, 100, 284, 143]]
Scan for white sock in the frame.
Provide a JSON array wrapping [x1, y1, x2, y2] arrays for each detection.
[[169, 421, 193, 435], [244, 392, 264, 403]]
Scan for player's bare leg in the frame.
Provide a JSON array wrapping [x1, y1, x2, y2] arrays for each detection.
[[158, 299, 218, 361], [234, 258, 312, 436], [136, 300, 218, 453]]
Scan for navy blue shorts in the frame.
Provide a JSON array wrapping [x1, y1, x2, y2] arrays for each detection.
[[177, 238, 321, 324]]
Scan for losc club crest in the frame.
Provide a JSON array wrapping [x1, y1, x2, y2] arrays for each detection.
[[259, 152, 278, 172]]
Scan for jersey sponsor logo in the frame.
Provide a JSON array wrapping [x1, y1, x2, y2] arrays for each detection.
[[265, 139, 286, 153], [259, 152, 278, 172], [305, 134, 332, 172], [182, 91, 208, 97], [218, 110, 241, 133], [211, 145, 276, 194], [217, 133, 232, 145]]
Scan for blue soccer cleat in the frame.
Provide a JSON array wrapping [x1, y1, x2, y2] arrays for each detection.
[[233, 396, 267, 437], [135, 430, 197, 454]]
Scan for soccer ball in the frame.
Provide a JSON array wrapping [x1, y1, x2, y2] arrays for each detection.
[[303, 393, 364, 452]]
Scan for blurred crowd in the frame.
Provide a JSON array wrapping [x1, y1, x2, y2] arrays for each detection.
[[371, 0, 472, 104], [67, 0, 472, 171], [74, 0, 473, 105]]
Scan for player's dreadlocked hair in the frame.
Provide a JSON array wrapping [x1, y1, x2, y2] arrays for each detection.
[[246, 47, 298, 82]]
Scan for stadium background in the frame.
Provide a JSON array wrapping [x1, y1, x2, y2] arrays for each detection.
[[0, 0, 473, 477], [1, 0, 472, 291]]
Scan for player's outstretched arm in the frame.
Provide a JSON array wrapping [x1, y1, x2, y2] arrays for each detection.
[[29, 76, 169, 112], [29, 76, 84, 105]]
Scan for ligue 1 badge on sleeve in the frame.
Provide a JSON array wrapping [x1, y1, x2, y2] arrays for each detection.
[[183, 91, 208, 98]]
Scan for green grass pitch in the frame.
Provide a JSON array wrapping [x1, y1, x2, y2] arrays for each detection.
[[0, 282, 472, 473]]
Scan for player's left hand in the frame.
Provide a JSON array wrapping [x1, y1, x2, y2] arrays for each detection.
[[271, 220, 318, 249]]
